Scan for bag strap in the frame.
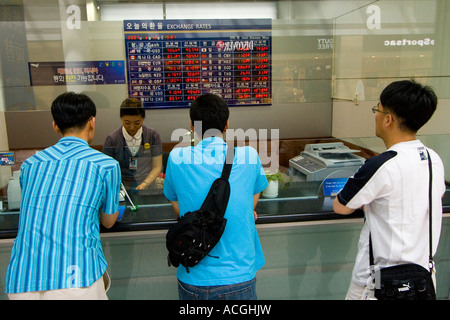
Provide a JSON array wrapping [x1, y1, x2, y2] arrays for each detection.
[[426, 150, 433, 272], [199, 145, 234, 214], [220, 144, 234, 181], [369, 233, 374, 266], [369, 149, 434, 273]]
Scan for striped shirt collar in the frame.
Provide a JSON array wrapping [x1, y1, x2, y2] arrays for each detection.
[[58, 136, 89, 146]]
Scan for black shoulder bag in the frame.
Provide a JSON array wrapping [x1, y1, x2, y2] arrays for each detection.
[[369, 150, 436, 300], [166, 146, 234, 272]]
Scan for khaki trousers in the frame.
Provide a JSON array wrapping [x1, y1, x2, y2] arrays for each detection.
[[7, 272, 110, 300]]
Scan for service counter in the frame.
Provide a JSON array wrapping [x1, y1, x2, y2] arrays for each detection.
[[1, 138, 449, 239]]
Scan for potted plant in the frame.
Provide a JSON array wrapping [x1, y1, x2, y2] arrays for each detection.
[[262, 170, 284, 198]]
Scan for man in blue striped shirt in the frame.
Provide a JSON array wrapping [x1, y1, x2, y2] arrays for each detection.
[[5, 92, 121, 299]]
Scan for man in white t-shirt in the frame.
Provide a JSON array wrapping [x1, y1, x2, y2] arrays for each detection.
[[333, 80, 446, 299]]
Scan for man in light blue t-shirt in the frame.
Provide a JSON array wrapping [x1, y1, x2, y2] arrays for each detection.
[[163, 94, 268, 300]]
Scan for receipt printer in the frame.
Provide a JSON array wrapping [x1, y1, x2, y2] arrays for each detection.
[[289, 142, 365, 181]]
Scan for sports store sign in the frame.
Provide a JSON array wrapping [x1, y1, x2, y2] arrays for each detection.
[[363, 35, 436, 52], [383, 37, 435, 47]]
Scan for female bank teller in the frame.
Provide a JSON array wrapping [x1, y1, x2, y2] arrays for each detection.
[[103, 98, 163, 191]]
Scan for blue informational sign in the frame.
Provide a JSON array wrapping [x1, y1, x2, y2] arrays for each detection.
[[0, 152, 15, 166], [123, 19, 272, 109], [28, 61, 126, 86], [323, 178, 349, 196]]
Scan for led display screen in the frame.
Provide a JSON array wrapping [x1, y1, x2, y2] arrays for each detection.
[[124, 19, 272, 109]]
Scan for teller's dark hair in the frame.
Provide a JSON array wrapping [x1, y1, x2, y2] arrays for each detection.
[[190, 93, 229, 137], [120, 98, 146, 118], [51, 92, 96, 134], [380, 79, 437, 133]]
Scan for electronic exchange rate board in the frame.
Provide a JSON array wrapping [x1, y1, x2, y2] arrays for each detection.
[[124, 19, 272, 109]]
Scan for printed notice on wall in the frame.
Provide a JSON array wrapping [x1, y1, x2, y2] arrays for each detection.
[[28, 61, 126, 86], [124, 19, 272, 109]]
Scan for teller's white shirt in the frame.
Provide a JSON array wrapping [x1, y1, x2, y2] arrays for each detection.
[[122, 126, 142, 156]]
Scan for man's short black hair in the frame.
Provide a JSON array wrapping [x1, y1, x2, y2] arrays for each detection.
[[190, 93, 229, 137], [120, 98, 146, 118], [51, 92, 96, 134], [380, 79, 437, 133]]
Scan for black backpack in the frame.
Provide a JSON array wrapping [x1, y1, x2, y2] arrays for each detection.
[[166, 146, 234, 272]]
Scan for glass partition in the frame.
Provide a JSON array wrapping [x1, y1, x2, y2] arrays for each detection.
[[332, 0, 450, 100], [0, 0, 339, 224], [332, 0, 450, 183], [1, 0, 337, 159]]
